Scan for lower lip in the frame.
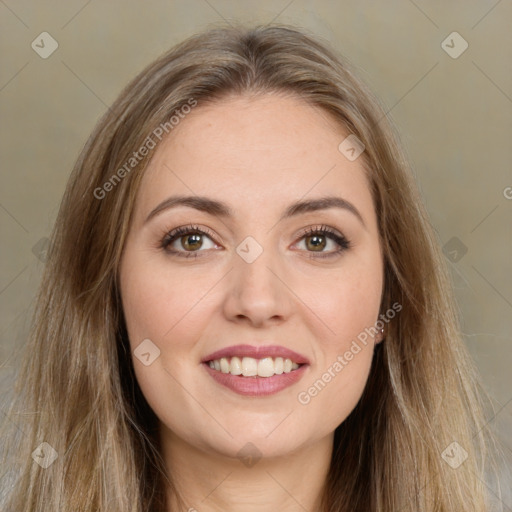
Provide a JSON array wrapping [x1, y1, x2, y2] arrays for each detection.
[[202, 363, 308, 396]]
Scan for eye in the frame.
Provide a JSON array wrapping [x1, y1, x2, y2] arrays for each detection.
[[160, 224, 218, 259], [159, 224, 351, 260], [294, 225, 351, 259]]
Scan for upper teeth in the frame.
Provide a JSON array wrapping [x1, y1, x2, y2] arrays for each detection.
[[208, 356, 300, 377]]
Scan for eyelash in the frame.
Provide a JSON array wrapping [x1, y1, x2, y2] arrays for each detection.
[[159, 224, 351, 260]]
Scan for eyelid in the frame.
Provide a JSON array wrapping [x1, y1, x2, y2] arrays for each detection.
[[159, 224, 219, 250], [294, 224, 345, 240]]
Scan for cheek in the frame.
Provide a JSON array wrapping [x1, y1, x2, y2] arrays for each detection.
[[302, 344, 374, 437], [305, 255, 383, 349], [297, 343, 374, 438], [119, 250, 219, 434], [120, 250, 217, 350], [293, 256, 382, 427]]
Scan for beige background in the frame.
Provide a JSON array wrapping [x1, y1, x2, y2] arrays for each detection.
[[1, 0, 511, 504]]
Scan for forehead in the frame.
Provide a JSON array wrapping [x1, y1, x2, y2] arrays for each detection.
[[133, 94, 375, 226]]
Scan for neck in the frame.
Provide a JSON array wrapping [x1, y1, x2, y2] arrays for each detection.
[[159, 426, 333, 512]]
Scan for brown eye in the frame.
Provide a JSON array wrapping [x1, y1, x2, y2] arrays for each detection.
[[179, 233, 203, 251], [304, 233, 327, 252], [161, 225, 218, 258], [295, 226, 351, 259]]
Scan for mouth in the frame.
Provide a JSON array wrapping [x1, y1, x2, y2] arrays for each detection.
[[201, 344, 309, 378], [205, 356, 304, 378], [201, 344, 310, 396]]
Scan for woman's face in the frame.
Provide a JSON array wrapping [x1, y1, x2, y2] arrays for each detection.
[[119, 93, 384, 460]]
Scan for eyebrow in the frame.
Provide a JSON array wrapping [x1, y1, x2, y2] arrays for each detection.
[[144, 194, 366, 228]]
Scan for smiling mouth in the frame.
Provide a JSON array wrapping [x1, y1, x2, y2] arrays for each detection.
[[206, 356, 304, 378]]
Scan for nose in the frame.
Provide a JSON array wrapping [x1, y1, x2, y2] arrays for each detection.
[[222, 240, 294, 328]]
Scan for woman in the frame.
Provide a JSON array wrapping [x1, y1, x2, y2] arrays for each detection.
[[0, 24, 502, 511]]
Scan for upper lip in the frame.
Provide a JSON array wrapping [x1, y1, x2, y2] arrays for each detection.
[[202, 344, 310, 365]]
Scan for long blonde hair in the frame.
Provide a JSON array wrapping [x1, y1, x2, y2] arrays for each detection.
[[1, 23, 504, 511]]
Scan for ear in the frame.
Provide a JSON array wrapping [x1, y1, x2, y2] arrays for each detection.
[[375, 327, 386, 344]]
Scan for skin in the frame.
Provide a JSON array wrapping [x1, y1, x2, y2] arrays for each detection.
[[119, 93, 384, 511]]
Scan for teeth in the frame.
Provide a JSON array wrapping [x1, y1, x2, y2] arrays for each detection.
[[258, 357, 274, 377], [220, 357, 230, 373], [207, 356, 300, 377], [230, 356, 242, 375], [241, 356, 258, 376]]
